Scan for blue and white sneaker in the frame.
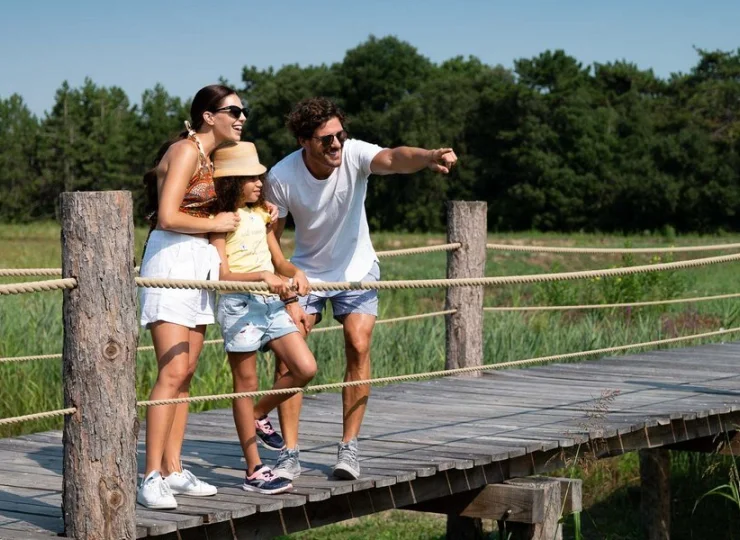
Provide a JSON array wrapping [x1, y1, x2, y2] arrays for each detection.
[[255, 415, 285, 451], [243, 465, 292, 495]]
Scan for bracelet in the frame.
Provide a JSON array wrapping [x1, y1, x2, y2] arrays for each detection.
[[283, 296, 299, 306]]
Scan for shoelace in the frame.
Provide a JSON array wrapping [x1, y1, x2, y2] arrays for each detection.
[[181, 470, 202, 486], [159, 479, 173, 497], [254, 467, 277, 481], [278, 449, 297, 464], [257, 419, 275, 435], [339, 444, 358, 464]]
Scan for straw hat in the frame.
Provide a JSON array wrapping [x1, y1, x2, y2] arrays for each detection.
[[212, 141, 267, 178]]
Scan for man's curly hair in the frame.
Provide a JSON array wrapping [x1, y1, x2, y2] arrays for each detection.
[[286, 97, 347, 142]]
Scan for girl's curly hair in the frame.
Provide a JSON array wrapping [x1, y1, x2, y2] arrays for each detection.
[[214, 175, 268, 214], [286, 97, 347, 142]]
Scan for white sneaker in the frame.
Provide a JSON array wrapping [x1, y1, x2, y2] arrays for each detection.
[[137, 471, 177, 509], [164, 469, 217, 497]]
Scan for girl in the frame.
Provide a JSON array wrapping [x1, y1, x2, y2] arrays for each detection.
[[137, 85, 276, 510], [211, 141, 317, 494]]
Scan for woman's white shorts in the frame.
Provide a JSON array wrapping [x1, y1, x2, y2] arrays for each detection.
[[139, 230, 221, 329]]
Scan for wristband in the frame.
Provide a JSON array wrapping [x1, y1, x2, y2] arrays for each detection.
[[283, 296, 299, 306]]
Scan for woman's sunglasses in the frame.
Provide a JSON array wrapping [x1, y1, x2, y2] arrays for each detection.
[[312, 130, 349, 148], [212, 105, 249, 120]]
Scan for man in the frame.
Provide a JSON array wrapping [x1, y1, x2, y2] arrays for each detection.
[[264, 97, 457, 480]]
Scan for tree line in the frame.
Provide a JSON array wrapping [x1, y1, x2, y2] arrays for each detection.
[[2, 36, 739, 232]]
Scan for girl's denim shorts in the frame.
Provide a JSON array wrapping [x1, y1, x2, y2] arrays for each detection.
[[217, 293, 298, 353]]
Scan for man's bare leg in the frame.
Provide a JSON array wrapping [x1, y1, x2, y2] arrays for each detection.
[[340, 313, 376, 442]]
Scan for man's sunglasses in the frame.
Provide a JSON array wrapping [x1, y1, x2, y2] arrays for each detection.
[[312, 130, 349, 148], [212, 105, 249, 120]]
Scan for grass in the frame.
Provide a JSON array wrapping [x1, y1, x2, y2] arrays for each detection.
[[3, 223, 740, 538]]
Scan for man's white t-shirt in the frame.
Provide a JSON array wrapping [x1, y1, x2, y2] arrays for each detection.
[[265, 139, 383, 293]]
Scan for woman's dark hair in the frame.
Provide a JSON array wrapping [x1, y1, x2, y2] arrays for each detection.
[[143, 84, 238, 222], [286, 97, 346, 142], [189, 84, 236, 131], [214, 175, 268, 214]]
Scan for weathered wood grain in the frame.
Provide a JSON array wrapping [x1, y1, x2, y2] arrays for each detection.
[[60, 191, 138, 539]]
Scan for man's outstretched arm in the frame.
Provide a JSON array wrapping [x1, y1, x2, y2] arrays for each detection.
[[370, 147, 458, 176]]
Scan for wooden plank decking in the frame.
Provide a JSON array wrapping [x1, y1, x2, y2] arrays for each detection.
[[2, 341, 740, 539]]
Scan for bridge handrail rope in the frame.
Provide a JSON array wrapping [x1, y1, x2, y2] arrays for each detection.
[[483, 292, 740, 312], [486, 242, 740, 254], [6, 288, 740, 365], [129, 327, 740, 405], [0, 278, 77, 296], [4, 239, 740, 277], [0, 309, 457, 364], [3, 325, 738, 427], [0, 268, 66, 277], [4, 239, 740, 278], [0, 407, 77, 427], [0, 244, 464, 278], [375, 242, 461, 257], [134, 251, 740, 293]]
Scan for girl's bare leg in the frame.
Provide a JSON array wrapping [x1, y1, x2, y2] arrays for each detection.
[[254, 333, 317, 449], [229, 352, 262, 472]]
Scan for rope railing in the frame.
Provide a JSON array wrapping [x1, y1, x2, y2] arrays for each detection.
[[0, 278, 77, 296], [375, 243, 461, 257], [0, 244, 463, 279], [135, 251, 740, 293], [0, 309, 456, 364], [0, 267, 142, 278], [3, 325, 738, 425], [486, 242, 740, 254], [484, 292, 740, 312], [0, 268, 65, 277], [6, 239, 740, 277], [7, 287, 740, 365], [0, 407, 77, 427], [136, 326, 740, 407]]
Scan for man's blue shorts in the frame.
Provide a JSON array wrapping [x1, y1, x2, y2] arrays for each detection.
[[300, 262, 380, 323]]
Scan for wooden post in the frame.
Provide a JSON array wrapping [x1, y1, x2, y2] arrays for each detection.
[[639, 448, 671, 540], [444, 201, 487, 540], [445, 200, 487, 373], [61, 191, 138, 539]]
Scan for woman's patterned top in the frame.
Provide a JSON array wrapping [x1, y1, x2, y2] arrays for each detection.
[[147, 126, 217, 227], [178, 130, 217, 218]]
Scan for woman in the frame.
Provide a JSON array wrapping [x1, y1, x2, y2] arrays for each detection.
[[137, 84, 257, 509]]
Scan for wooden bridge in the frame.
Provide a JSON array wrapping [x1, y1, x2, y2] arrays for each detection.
[[2, 340, 740, 539], [5, 195, 740, 539]]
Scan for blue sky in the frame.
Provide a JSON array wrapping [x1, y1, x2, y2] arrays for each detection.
[[2, 0, 738, 116]]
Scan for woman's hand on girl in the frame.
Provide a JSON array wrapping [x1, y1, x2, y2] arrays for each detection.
[[292, 270, 310, 296], [261, 271, 289, 295], [211, 212, 240, 233]]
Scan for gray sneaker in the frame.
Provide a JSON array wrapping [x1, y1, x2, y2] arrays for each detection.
[[273, 447, 301, 480], [332, 439, 360, 480]]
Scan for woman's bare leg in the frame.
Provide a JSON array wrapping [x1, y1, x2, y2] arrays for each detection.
[[161, 325, 206, 475], [144, 322, 197, 476]]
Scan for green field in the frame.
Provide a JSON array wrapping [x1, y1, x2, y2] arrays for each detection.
[[3, 223, 740, 538]]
